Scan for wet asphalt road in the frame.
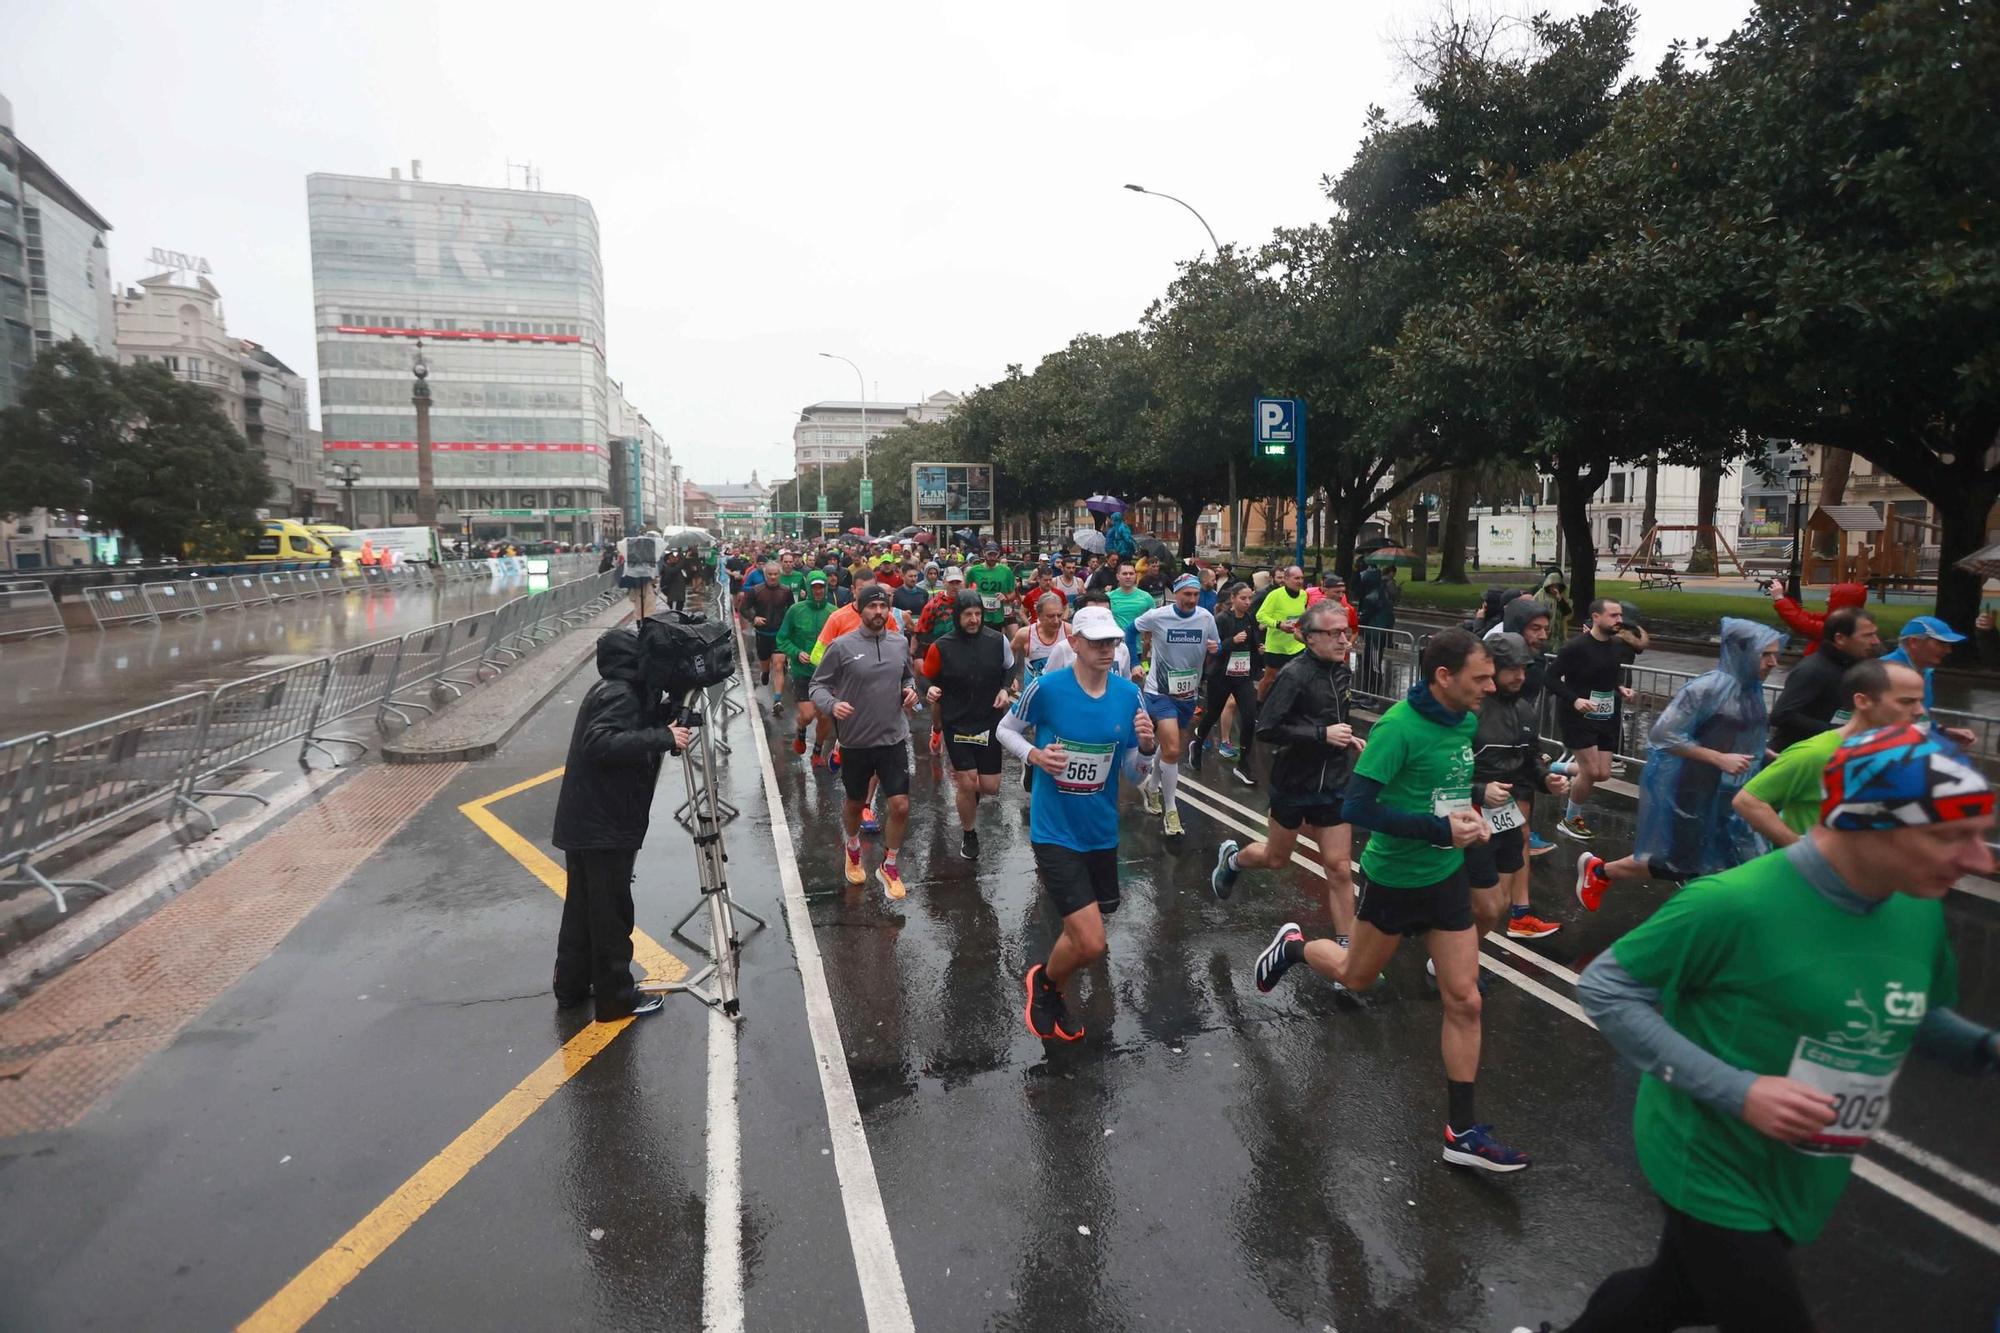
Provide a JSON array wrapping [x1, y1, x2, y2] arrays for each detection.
[[1, 642, 1996, 1331], [0, 578, 534, 736]]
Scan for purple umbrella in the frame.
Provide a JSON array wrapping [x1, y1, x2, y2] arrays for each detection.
[[1084, 494, 1127, 516]]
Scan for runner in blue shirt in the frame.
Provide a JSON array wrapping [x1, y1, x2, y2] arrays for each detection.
[[998, 606, 1157, 1042], [1880, 615, 1978, 748]]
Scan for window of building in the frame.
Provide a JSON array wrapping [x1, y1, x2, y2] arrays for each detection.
[[1608, 473, 1626, 504]]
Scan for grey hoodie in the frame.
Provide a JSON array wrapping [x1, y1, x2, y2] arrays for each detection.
[[1495, 595, 1553, 701], [809, 622, 915, 748]]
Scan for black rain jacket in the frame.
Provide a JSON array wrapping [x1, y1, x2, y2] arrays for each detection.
[[551, 629, 681, 852]]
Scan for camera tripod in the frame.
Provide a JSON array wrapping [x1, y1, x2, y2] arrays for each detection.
[[639, 681, 767, 1017]]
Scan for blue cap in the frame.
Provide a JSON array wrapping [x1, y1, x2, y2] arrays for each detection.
[[1900, 615, 1966, 644], [1171, 574, 1200, 593]]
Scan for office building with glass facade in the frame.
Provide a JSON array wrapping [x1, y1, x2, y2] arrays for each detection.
[[307, 171, 612, 541]]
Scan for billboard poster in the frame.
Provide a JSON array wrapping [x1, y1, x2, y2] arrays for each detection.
[[911, 462, 995, 526]]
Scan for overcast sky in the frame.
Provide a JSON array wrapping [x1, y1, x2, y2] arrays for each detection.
[[7, 0, 1751, 488]]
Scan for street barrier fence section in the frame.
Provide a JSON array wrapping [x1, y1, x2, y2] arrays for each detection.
[[0, 569, 621, 911], [0, 581, 68, 641]]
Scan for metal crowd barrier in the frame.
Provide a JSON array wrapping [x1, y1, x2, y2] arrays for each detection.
[[179, 660, 334, 835], [302, 635, 404, 766], [1352, 626, 1417, 710], [0, 568, 622, 912], [0, 580, 68, 640], [376, 623, 453, 730], [84, 584, 159, 629], [142, 580, 205, 622], [0, 694, 212, 909]]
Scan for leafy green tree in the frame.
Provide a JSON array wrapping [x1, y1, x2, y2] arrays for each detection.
[[1321, 3, 1645, 588], [0, 339, 269, 561], [1410, 0, 1998, 620]]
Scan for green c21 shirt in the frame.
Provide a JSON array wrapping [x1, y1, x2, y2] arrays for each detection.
[[1351, 697, 1476, 887], [1611, 849, 1957, 1243], [966, 562, 1016, 625], [1740, 727, 1844, 838]]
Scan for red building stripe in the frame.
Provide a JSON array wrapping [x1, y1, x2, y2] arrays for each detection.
[[323, 440, 608, 456], [333, 325, 582, 345]]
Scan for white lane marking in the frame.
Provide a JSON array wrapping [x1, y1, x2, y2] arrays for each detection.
[[738, 633, 917, 1333], [1477, 954, 1594, 1026], [703, 1005, 744, 1333], [1875, 1131, 2000, 1212], [1182, 775, 1583, 985], [1953, 874, 2000, 905], [1852, 1158, 2000, 1254], [1174, 783, 2000, 1254]]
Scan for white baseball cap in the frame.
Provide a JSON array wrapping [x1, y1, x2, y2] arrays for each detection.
[[1069, 606, 1124, 641], [944, 567, 965, 582]]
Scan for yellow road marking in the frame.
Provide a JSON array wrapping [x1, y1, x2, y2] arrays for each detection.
[[239, 1019, 629, 1333], [239, 766, 688, 1331], [458, 768, 687, 983]]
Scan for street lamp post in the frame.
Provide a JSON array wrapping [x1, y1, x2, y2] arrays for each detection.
[[326, 462, 363, 528], [1787, 452, 1813, 593], [819, 351, 867, 536], [1123, 184, 1233, 558], [411, 341, 437, 529]]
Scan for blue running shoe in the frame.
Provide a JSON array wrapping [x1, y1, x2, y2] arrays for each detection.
[[1211, 839, 1240, 900], [1254, 921, 1304, 994], [1526, 831, 1554, 857], [1442, 1123, 1531, 1173], [1216, 741, 1240, 761]]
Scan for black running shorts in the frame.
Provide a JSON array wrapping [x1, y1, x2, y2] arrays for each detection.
[[944, 725, 1004, 776], [754, 630, 779, 659], [1355, 865, 1473, 936], [1270, 787, 1345, 831], [839, 743, 910, 804], [1462, 824, 1526, 889], [1560, 713, 1620, 753], [1033, 842, 1121, 918]]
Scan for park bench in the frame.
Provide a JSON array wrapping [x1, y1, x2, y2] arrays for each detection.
[[1633, 563, 1683, 591]]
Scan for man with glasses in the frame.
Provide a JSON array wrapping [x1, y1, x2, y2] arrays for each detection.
[[1212, 601, 1362, 951]]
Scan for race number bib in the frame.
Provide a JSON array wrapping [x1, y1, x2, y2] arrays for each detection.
[[1786, 1035, 1903, 1156], [1166, 668, 1200, 699], [981, 593, 1002, 612], [1484, 801, 1525, 834], [1431, 792, 1473, 818], [1830, 709, 1853, 726], [1052, 738, 1115, 795], [1586, 689, 1617, 720], [951, 730, 990, 747], [1225, 651, 1251, 677]]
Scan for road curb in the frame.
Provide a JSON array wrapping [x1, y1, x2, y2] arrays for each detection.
[[380, 603, 633, 764]]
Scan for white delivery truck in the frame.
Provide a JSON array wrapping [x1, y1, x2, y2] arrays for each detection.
[[326, 526, 444, 568]]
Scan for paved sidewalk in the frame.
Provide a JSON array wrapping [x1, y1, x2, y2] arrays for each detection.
[[0, 764, 463, 1134]]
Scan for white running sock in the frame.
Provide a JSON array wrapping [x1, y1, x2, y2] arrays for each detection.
[[1159, 758, 1180, 809]]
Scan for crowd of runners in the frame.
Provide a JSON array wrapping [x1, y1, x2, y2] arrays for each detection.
[[628, 532, 1995, 1333]]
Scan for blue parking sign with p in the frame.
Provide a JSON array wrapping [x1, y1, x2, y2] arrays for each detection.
[[1254, 397, 1298, 456]]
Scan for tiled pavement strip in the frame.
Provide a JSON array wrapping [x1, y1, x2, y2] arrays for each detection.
[[0, 764, 464, 1135]]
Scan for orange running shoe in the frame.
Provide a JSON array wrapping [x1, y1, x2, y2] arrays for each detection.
[[1504, 911, 1562, 940], [1575, 853, 1609, 912]]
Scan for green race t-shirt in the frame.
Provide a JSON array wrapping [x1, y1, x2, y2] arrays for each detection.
[[1351, 698, 1476, 886], [1741, 728, 1843, 838], [777, 570, 808, 596], [967, 562, 1016, 625], [1612, 848, 1957, 1243], [1106, 587, 1157, 631]]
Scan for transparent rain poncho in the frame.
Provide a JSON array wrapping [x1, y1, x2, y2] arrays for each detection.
[[1634, 617, 1785, 878]]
